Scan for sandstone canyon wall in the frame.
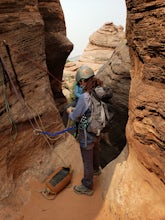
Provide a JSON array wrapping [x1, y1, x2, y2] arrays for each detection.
[[97, 1, 165, 219], [63, 22, 125, 89], [0, 0, 75, 203], [0, 0, 164, 220]]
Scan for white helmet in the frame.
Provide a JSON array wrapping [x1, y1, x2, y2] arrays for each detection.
[[76, 66, 94, 82]]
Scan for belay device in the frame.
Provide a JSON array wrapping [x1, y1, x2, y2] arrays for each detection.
[[41, 166, 73, 200]]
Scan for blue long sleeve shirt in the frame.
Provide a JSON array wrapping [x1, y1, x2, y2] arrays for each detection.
[[74, 83, 83, 99], [69, 92, 91, 122]]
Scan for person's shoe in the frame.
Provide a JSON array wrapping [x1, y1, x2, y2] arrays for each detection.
[[93, 168, 101, 176], [73, 184, 93, 196]]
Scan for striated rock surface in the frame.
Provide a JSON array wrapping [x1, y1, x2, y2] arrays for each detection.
[[97, 0, 165, 219], [38, 0, 73, 106], [79, 22, 125, 65], [0, 0, 164, 219], [0, 0, 73, 204]]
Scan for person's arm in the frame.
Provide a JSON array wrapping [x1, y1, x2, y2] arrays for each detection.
[[69, 93, 91, 122]]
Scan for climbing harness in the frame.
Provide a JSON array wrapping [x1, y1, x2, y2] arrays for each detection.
[[41, 166, 73, 200]]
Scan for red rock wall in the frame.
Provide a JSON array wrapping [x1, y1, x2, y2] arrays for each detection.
[[0, 0, 72, 200], [38, 0, 73, 102], [126, 0, 165, 183], [97, 1, 165, 219]]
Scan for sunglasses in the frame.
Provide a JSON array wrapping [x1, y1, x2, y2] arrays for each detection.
[[79, 79, 87, 83]]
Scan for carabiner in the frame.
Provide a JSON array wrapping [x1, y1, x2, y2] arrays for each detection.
[[33, 129, 42, 135]]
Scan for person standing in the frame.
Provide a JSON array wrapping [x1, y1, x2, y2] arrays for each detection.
[[67, 65, 102, 196]]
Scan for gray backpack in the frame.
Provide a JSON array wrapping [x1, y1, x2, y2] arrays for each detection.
[[87, 86, 113, 136]]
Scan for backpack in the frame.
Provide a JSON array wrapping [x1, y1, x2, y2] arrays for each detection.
[[87, 86, 113, 136]]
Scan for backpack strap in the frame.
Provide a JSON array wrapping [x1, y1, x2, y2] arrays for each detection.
[[91, 88, 101, 102], [91, 89, 106, 124]]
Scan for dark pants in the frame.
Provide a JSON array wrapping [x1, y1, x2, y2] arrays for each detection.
[[80, 138, 100, 189]]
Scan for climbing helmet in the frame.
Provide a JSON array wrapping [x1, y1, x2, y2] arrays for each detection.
[[76, 66, 94, 82]]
